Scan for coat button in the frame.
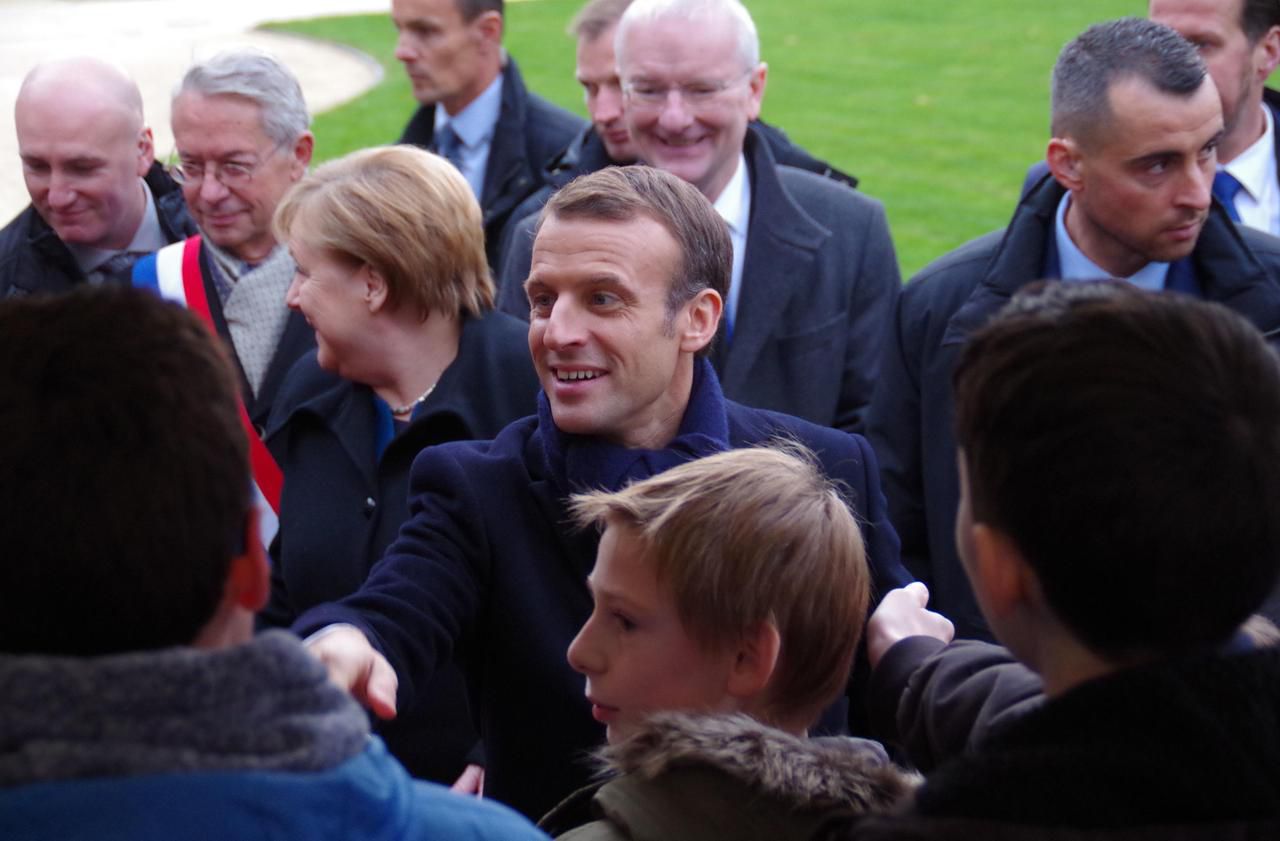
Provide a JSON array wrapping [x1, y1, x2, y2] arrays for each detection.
[[363, 497, 376, 517]]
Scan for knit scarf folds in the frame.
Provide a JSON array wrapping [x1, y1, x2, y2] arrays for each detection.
[[538, 357, 731, 496], [0, 631, 370, 787]]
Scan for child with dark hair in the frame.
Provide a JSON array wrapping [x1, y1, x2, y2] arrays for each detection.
[[859, 281, 1280, 838]]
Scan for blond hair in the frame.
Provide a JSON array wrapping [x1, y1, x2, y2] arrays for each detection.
[[274, 145, 493, 321], [570, 443, 869, 726]]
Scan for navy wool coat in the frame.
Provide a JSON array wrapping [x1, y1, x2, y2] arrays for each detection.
[[294, 361, 910, 819]]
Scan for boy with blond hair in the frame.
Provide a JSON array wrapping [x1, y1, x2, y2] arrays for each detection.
[[543, 444, 916, 839]]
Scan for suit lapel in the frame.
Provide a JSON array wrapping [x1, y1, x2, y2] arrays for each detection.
[[250, 308, 316, 427], [480, 62, 534, 226], [717, 131, 827, 393]]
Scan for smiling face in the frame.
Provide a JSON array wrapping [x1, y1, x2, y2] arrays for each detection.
[[1054, 75, 1223, 278], [171, 92, 312, 264], [16, 82, 151, 250], [618, 16, 765, 201], [284, 216, 373, 379], [525, 212, 713, 449], [567, 521, 741, 743], [392, 0, 500, 114], [577, 23, 636, 163]]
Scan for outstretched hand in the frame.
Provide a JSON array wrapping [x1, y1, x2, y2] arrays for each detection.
[[305, 625, 399, 720], [866, 582, 955, 669]]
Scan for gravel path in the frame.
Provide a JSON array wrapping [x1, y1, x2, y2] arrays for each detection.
[[0, 0, 390, 220]]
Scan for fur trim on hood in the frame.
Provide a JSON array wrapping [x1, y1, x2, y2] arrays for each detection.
[[597, 712, 919, 814]]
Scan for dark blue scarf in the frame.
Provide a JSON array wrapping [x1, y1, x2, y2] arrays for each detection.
[[539, 357, 730, 497]]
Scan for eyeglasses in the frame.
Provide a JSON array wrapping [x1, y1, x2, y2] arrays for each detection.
[[167, 142, 285, 189], [623, 70, 753, 111]]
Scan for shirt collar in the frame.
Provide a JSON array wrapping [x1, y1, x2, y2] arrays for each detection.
[[67, 177, 165, 273], [1223, 102, 1275, 201], [1054, 191, 1169, 292], [434, 73, 504, 149], [711, 153, 751, 236]]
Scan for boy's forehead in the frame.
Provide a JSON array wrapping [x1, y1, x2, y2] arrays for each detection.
[[592, 522, 664, 593]]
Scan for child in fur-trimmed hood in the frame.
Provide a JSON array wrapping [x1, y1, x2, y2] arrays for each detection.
[[543, 443, 924, 839]]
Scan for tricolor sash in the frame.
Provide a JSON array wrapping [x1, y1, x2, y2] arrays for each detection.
[[133, 236, 282, 550]]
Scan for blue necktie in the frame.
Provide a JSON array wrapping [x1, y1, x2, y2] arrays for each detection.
[[434, 123, 464, 171], [1212, 170, 1244, 222]]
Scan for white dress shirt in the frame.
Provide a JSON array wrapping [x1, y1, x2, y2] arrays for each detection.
[[434, 73, 504, 200], [711, 153, 751, 336], [1055, 192, 1169, 291], [1222, 103, 1280, 236]]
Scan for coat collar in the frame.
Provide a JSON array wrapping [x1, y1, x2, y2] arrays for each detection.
[[543, 125, 619, 189], [713, 126, 830, 388], [266, 314, 502, 482], [479, 57, 537, 224], [941, 173, 1280, 347], [539, 713, 917, 837], [536, 357, 730, 498], [9, 162, 192, 298], [398, 59, 538, 225]]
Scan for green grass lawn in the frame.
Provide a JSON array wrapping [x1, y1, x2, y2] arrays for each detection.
[[265, 1, 1141, 276]]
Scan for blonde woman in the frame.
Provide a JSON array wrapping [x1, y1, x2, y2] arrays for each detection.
[[260, 146, 538, 786]]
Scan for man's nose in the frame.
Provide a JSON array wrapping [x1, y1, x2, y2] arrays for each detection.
[[657, 89, 695, 131], [1183, 160, 1213, 211], [596, 84, 624, 125], [197, 169, 230, 204], [542, 299, 586, 350], [394, 33, 417, 63], [47, 173, 76, 209]]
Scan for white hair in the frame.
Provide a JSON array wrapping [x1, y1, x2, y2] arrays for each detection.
[[615, 0, 760, 72]]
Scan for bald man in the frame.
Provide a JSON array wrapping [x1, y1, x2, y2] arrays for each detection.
[[0, 58, 195, 299]]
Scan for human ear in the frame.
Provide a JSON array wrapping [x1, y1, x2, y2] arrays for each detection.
[[1256, 26, 1280, 80], [1046, 137, 1084, 192], [362, 264, 389, 313], [677, 288, 722, 353], [474, 10, 503, 48], [969, 524, 1030, 621], [726, 620, 781, 702], [290, 132, 315, 178], [229, 507, 270, 612], [745, 62, 768, 121], [137, 126, 155, 175]]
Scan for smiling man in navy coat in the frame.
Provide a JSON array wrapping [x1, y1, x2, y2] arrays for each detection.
[[294, 165, 910, 820], [501, 0, 897, 434]]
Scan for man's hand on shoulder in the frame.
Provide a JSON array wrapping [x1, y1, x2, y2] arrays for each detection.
[[305, 624, 399, 720], [866, 582, 955, 669]]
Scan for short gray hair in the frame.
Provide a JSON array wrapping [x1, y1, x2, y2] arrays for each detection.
[[174, 49, 310, 146], [1051, 18, 1206, 142], [616, 0, 759, 73]]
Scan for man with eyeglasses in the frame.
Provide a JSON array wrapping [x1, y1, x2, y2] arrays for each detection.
[[141, 49, 316, 432], [499, 0, 899, 434], [493, 0, 858, 311], [0, 58, 196, 299]]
